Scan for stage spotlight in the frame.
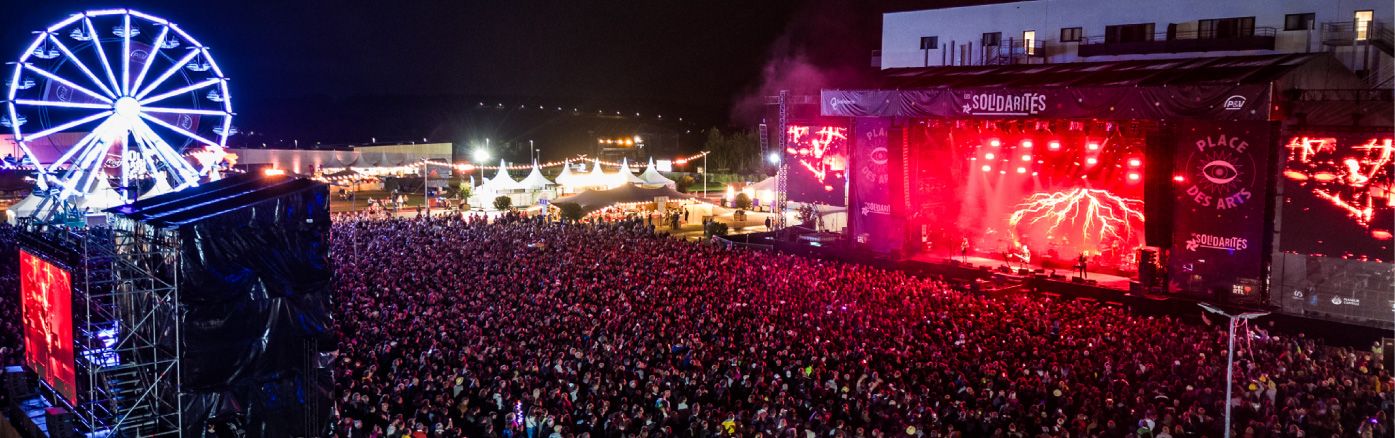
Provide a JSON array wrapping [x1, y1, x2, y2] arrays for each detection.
[[1031, 171, 1039, 176], [1048, 141, 1061, 150], [263, 168, 285, 176], [1016, 167, 1027, 174], [1086, 157, 1098, 165], [1173, 175, 1186, 183], [1128, 173, 1141, 181], [473, 149, 490, 162], [984, 153, 996, 160], [1021, 140, 1033, 148], [1128, 158, 1142, 167], [1021, 154, 1032, 162], [981, 165, 992, 172], [1087, 142, 1100, 151], [767, 152, 781, 165], [989, 139, 1001, 147]]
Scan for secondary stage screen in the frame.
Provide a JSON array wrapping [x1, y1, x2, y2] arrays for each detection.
[[1279, 135, 1393, 261], [785, 124, 848, 206], [909, 120, 1147, 275], [20, 250, 76, 402]]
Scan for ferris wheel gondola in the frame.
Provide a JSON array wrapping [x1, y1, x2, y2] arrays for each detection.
[[4, 9, 233, 223]]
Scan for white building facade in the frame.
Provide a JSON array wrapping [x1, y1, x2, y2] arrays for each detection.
[[880, 0, 1392, 85]]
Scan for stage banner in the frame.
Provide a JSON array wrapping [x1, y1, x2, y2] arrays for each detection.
[[851, 118, 902, 254], [1169, 120, 1272, 299], [822, 85, 1271, 121]]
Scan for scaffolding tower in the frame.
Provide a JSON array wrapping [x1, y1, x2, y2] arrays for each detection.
[[19, 217, 182, 436]]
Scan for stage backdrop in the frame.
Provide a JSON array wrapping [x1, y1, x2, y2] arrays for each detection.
[[851, 118, 903, 253], [1169, 120, 1272, 300]]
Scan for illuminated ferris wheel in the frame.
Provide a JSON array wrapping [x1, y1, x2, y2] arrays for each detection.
[[3, 9, 232, 219]]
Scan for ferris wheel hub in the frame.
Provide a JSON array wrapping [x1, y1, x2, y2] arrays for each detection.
[[113, 97, 141, 119]]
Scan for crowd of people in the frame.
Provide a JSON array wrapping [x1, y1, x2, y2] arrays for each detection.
[[330, 216, 1392, 438]]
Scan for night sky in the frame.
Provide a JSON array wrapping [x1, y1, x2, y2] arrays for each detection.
[[0, 0, 907, 159]]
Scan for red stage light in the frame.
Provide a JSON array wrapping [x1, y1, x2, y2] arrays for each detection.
[[981, 165, 992, 172], [1173, 175, 1185, 183], [1021, 140, 1033, 148], [1128, 158, 1141, 167], [989, 139, 1001, 147], [1031, 171, 1039, 176], [1128, 173, 1141, 181], [984, 153, 995, 160], [1021, 154, 1032, 162], [1087, 142, 1100, 151], [1085, 157, 1098, 165], [1048, 141, 1061, 150], [1016, 167, 1027, 174]]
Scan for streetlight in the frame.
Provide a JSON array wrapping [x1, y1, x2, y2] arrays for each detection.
[[473, 149, 490, 163], [529, 140, 536, 163], [1198, 303, 1268, 438]]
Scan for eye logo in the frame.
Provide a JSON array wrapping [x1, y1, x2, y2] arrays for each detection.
[[870, 147, 888, 165], [1202, 160, 1238, 184]]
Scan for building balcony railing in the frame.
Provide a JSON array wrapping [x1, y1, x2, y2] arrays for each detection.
[[1321, 20, 1392, 56], [982, 39, 1046, 65], [1077, 27, 1276, 57]]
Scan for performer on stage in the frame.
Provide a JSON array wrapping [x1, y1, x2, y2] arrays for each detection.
[[1076, 252, 1088, 279], [960, 237, 969, 262]]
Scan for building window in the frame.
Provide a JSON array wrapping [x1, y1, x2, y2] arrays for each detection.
[[1356, 10, 1373, 41], [982, 32, 1001, 46], [919, 36, 939, 50], [1023, 30, 1036, 54], [1104, 23, 1154, 43], [1199, 17, 1255, 39], [1284, 13, 1315, 31], [1060, 27, 1083, 42]]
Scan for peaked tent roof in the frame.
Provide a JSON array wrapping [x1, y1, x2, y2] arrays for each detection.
[[585, 159, 614, 188], [639, 157, 675, 187], [619, 158, 646, 184], [519, 161, 554, 190], [552, 183, 697, 215], [555, 161, 576, 187], [479, 160, 521, 192]]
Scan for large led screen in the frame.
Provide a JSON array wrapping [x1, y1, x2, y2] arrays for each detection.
[[20, 250, 76, 402], [1279, 135, 1394, 261], [784, 124, 848, 206], [907, 120, 1147, 275]]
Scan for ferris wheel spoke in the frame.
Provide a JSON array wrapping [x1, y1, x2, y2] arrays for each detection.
[[24, 64, 114, 104], [129, 25, 169, 96], [130, 118, 199, 181], [138, 77, 220, 106], [137, 112, 217, 147], [46, 116, 122, 171], [20, 109, 112, 142], [121, 13, 131, 95], [45, 34, 118, 99], [133, 48, 201, 100], [142, 106, 228, 117], [82, 17, 122, 95], [13, 99, 111, 110]]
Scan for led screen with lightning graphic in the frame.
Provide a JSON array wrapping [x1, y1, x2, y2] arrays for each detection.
[[1280, 135, 1394, 261], [785, 124, 848, 206], [908, 120, 1147, 274], [20, 250, 76, 402]]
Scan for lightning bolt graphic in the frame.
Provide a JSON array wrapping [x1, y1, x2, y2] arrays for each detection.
[[1008, 188, 1145, 252]]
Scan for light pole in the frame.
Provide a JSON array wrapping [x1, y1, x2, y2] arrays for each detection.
[[702, 152, 708, 198], [423, 160, 430, 217], [1198, 303, 1268, 438], [530, 140, 536, 163]]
